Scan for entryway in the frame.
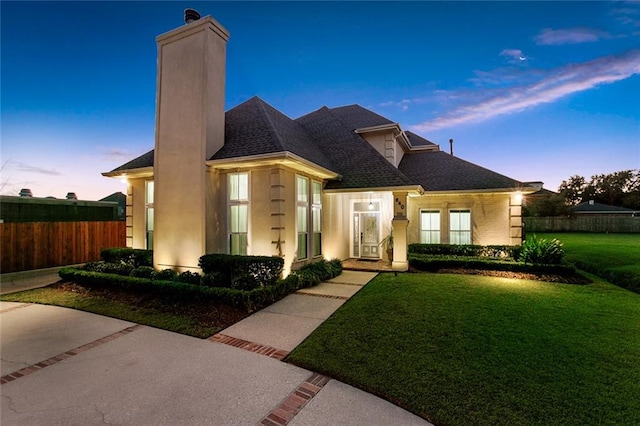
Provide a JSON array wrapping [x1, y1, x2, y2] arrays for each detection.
[[351, 200, 381, 259]]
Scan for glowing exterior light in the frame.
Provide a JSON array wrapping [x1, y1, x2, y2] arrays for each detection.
[[513, 192, 523, 204]]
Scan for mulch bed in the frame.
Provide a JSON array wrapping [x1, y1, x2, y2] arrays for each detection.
[[52, 281, 249, 329]]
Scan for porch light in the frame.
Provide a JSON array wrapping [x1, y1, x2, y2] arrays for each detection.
[[368, 201, 374, 210], [513, 192, 523, 204]]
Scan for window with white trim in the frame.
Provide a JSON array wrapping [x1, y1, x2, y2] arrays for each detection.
[[312, 181, 322, 257], [229, 172, 249, 255], [449, 210, 471, 244], [420, 210, 440, 244], [145, 181, 154, 250], [296, 175, 309, 260]]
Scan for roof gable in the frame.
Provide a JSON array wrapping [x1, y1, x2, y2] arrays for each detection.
[[405, 131, 438, 148], [295, 107, 415, 190]]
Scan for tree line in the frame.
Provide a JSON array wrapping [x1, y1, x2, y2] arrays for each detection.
[[524, 170, 640, 217]]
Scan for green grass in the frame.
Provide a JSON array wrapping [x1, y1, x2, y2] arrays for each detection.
[[535, 232, 640, 275], [287, 272, 640, 425], [0, 287, 219, 338]]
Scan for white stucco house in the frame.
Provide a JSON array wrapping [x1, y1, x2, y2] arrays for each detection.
[[103, 12, 540, 274]]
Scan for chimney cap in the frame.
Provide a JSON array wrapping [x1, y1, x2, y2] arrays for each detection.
[[66, 192, 78, 200], [19, 188, 33, 197], [184, 8, 201, 24]]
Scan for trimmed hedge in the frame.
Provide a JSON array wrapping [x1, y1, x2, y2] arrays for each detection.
[[59, 258, 343, 313], [100, 248, 153, 267], [409, 244, 521, 259], [199, 254, 284, 287], [408, 254, 577, 276], [573, 261, 639, 294]]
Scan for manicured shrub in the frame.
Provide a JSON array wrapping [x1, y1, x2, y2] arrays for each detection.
[[131, 266, 154, 278], [200, 272, 225, 288], [101, 248, 153, 267], [519, 236, 565, 265], [198, 254, 284, 287], [408, 254, 577, 276], [177, 270, 201, 285], [408, 243, 520, 259], [153, 268, 178, 281]]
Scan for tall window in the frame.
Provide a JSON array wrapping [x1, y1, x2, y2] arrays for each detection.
[[145, 181, 154, 250], [312, 181, 322, 257], [420, 210, 440, 244], [297, 175, 309, 260], [229, 173, 249, 255], [450, 210, 471, 244]]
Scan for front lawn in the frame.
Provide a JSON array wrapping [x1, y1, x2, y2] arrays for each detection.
[[287, 272, 640, 425], [536, 232, 640, 292]]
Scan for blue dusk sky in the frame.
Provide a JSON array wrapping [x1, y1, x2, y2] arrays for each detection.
[[2, 1, 639, 200]]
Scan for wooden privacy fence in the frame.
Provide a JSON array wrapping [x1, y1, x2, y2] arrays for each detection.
[[1, 221, 125, 273], [524, 216, 640, 233]]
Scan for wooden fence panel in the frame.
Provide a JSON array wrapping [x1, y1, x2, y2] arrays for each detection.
[[524, 216, 640, 233], [0, 221, 125, 273]]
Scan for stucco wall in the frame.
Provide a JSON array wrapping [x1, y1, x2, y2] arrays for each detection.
[[407, 193, 513, 246]]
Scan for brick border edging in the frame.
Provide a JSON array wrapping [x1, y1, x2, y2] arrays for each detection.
[[208, 333, 290, 361], [0, 324, 141, 385], [295, 291, 349, 300], [260, 373, 331, 426]]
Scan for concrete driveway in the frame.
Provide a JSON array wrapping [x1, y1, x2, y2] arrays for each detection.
[[0, 271, 431, 425]]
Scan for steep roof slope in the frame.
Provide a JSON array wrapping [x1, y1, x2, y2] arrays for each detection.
[[399, 151, 522, 191], [295, 107, 415, 190], [405, 131, 438, 147], [211, 97, 334, 171], [109, 149, 154, 173], [326, 105, 394, 130]]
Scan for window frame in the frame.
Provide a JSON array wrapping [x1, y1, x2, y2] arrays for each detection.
[[145, 180, 154, 250], [228, 172, 250, 255], [296, 175, 310, 261], [449, 209, 472, 245], [420, 209, 441, 244], [311, 180, 322, 257]]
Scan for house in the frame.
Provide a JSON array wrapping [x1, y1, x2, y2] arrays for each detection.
[[573, 200, 639, 217], [103, 12, 540, 274], [99, 192, 126, 220]]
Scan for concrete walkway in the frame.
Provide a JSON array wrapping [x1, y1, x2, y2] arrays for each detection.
[[1, 266, 70, 295], [0, 270, 432, 425]]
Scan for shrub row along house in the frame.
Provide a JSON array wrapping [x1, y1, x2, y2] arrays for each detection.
[[104, 12, 540, 274]]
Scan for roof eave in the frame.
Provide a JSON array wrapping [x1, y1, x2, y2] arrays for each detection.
[[324, 185, 425, 195], [206, 151, 340, 180], [102, 166, 154, 179], [421, 187, 538, 195]]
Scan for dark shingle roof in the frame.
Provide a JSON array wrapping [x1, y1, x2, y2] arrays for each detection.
[[405, 131, 437, 147], [109, 149, 154, 173], [398, 151, 522, 191], [325, 105, 394, 130], [108, 98, 526, 193], [211, 97, 334, 171], [295, 107, 415, 190], [573, 201, 636, 213]]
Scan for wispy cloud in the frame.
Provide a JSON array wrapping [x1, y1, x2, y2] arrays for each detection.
[[410, 50, 640, 133], [379, 99, 412, 111], [10, 161, 63, 176], [535, 27, 610, 45], [99, 147, 137, 162], [500, 49, 528, 64]]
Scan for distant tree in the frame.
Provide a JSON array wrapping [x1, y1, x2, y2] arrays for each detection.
[[523, 193, 572, 217], [557, 170, 640, 210]]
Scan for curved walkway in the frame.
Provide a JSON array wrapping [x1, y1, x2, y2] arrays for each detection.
[[1, 270, 431, 425]]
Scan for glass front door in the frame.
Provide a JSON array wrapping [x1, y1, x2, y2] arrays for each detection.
[[352, 208, 380, 259]]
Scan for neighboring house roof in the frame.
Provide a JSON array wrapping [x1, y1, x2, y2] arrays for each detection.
[[573, 201, 637, 214], [107, 97, 526, 192], [99, 191, 126, 205], [295, 106, 416, 190], [398, 150, 523, 191]]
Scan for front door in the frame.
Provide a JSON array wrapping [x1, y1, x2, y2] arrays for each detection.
[[352, 211, 380, 259]]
